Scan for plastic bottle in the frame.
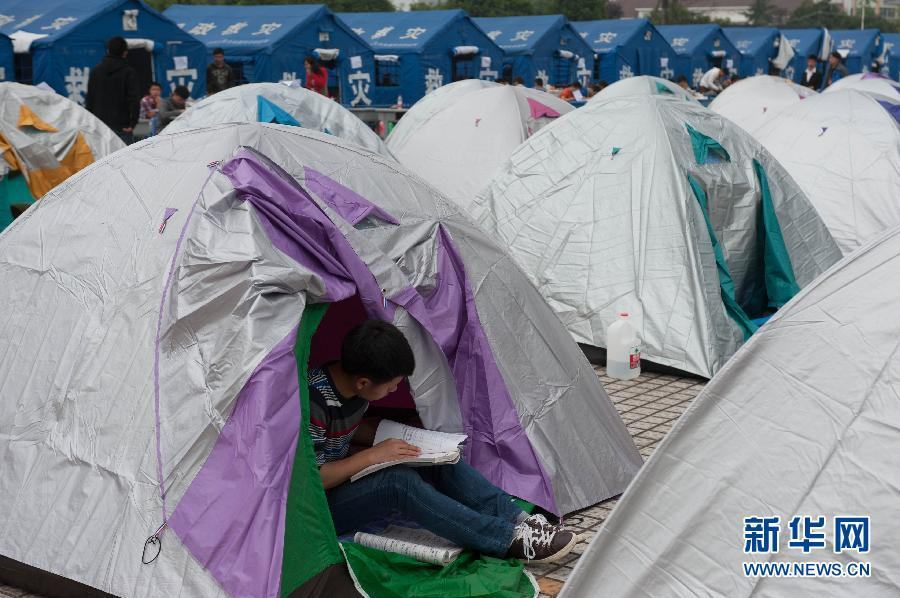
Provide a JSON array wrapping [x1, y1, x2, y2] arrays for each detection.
[[396, 94, 403, 108], [607, 312, 641, 380]]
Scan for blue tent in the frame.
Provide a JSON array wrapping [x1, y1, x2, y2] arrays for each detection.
[[574, 19, 675, 82], [338, 10, 502, 107], [0, 0, 206, 103], [165, 4, 375, 108], [0, 34, 13, 83], [884, 33, 900, 81], [831, 29, 883, 73], [657, 24, 741, 87], [473, 15, 594, 87], [722, 27, 784, 77], [781, 28, 829, 83]]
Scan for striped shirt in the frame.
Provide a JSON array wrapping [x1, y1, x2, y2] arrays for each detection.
[[308, 364, 368, 466]]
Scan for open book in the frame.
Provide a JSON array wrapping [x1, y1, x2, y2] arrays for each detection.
[[350, 420, 467, 482], [354, 525, 463, 566]]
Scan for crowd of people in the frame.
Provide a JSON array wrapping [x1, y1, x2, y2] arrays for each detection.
[[84, 34, 860, 146], [84, 36, 332, 143]]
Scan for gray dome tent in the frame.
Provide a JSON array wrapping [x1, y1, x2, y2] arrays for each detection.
[[563, 224, 900, 597], [475, 94, 841, 378], [162, 82, 392, 158], [0, 123, 640, 597]]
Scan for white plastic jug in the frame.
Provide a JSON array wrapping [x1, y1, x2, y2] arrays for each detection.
[[607, 312, 641, 380]]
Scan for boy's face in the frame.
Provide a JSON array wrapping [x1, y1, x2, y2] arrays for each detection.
[[354, 375, 404, 402]]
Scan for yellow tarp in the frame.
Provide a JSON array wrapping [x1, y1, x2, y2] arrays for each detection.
[[17, 104, 59, 132], [0, 131, 95, 199]]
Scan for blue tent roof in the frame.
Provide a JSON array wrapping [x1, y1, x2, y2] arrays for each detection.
[[782, 28, 825, 58], [884, 33, 900, 78], [657, 24, 728, 56], [831, 29, 881, 59], [722, 27, 778, 56], [473, 15, 571, 53], [574, 18, 658, 54], [164, 4, 331, 50], [338, 10, 468, 51], [0, 0, 142, 44]]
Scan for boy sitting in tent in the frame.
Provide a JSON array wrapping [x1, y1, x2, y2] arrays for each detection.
[[311, 319, 577, 563]]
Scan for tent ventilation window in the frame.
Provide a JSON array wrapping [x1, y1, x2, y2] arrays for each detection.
[[685, 123, 730, 165], [374, 59, 400, 87]]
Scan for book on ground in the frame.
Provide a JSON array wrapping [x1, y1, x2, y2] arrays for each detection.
[[354, 525, 463, 566], [350, 420, 467, 482]]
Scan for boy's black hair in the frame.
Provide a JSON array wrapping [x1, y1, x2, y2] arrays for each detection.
[[341, 320, 415, 383], [149, 81, 162, 89], [212, 47, 225, 55], [534, 77, 544, 86], [173, 85, 191, 99], [807, 54, 818, 61]]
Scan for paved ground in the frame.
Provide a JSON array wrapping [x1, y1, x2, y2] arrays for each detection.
[[0, 366, 705, 598], [529, 366, 706, 597]]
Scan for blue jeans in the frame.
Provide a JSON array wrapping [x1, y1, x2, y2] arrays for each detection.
[[328, 460, 524, 557]]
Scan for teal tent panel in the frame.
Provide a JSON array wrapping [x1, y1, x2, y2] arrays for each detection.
[[257, 95, 302, 126]]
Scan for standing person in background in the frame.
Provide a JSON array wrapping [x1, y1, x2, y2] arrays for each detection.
[[533, 77, 546, 92], [802, 55, 822, 89], [206, 48, 235, 96], [822, 51, 848, 89], [86, 36, 140, 145], [305, 56, 329, 96]]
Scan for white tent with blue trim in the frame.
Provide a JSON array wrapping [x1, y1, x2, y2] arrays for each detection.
[[161, 82, 392, 158]]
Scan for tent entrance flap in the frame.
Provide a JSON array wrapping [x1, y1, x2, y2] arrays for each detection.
[[282, 302, 344, 595], [686, 174, 757, 340]]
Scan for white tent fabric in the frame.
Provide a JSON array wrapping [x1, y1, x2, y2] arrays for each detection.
[[0, 81, 124, 168], [710, 75, 816, 134], [562, 224, 900, 597], [162, 82, 392, 157], [825, 72, 900, 96], [474, 95, 841, 378], [754, 89, 900, 255], [597, 75, 700, 103], [386, 80, 574, 208], [0, 123, 641, 596]]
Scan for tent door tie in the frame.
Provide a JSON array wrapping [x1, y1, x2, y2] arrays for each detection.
[[142, 522, 168, 565]]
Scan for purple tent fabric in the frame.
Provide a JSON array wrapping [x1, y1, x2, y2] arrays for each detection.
[[877, 100, 900, 124], [304, 166, 399, 226], [168, 329, 301, 598], [164, 148, 557, 596]]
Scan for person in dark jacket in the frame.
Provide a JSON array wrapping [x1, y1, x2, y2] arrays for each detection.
[[156, 85, 191, 132], [206, 48, 235, 95], [802, 54, 823, 89], [821, 51, 849, 90], [86, 37, 140, 144]]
